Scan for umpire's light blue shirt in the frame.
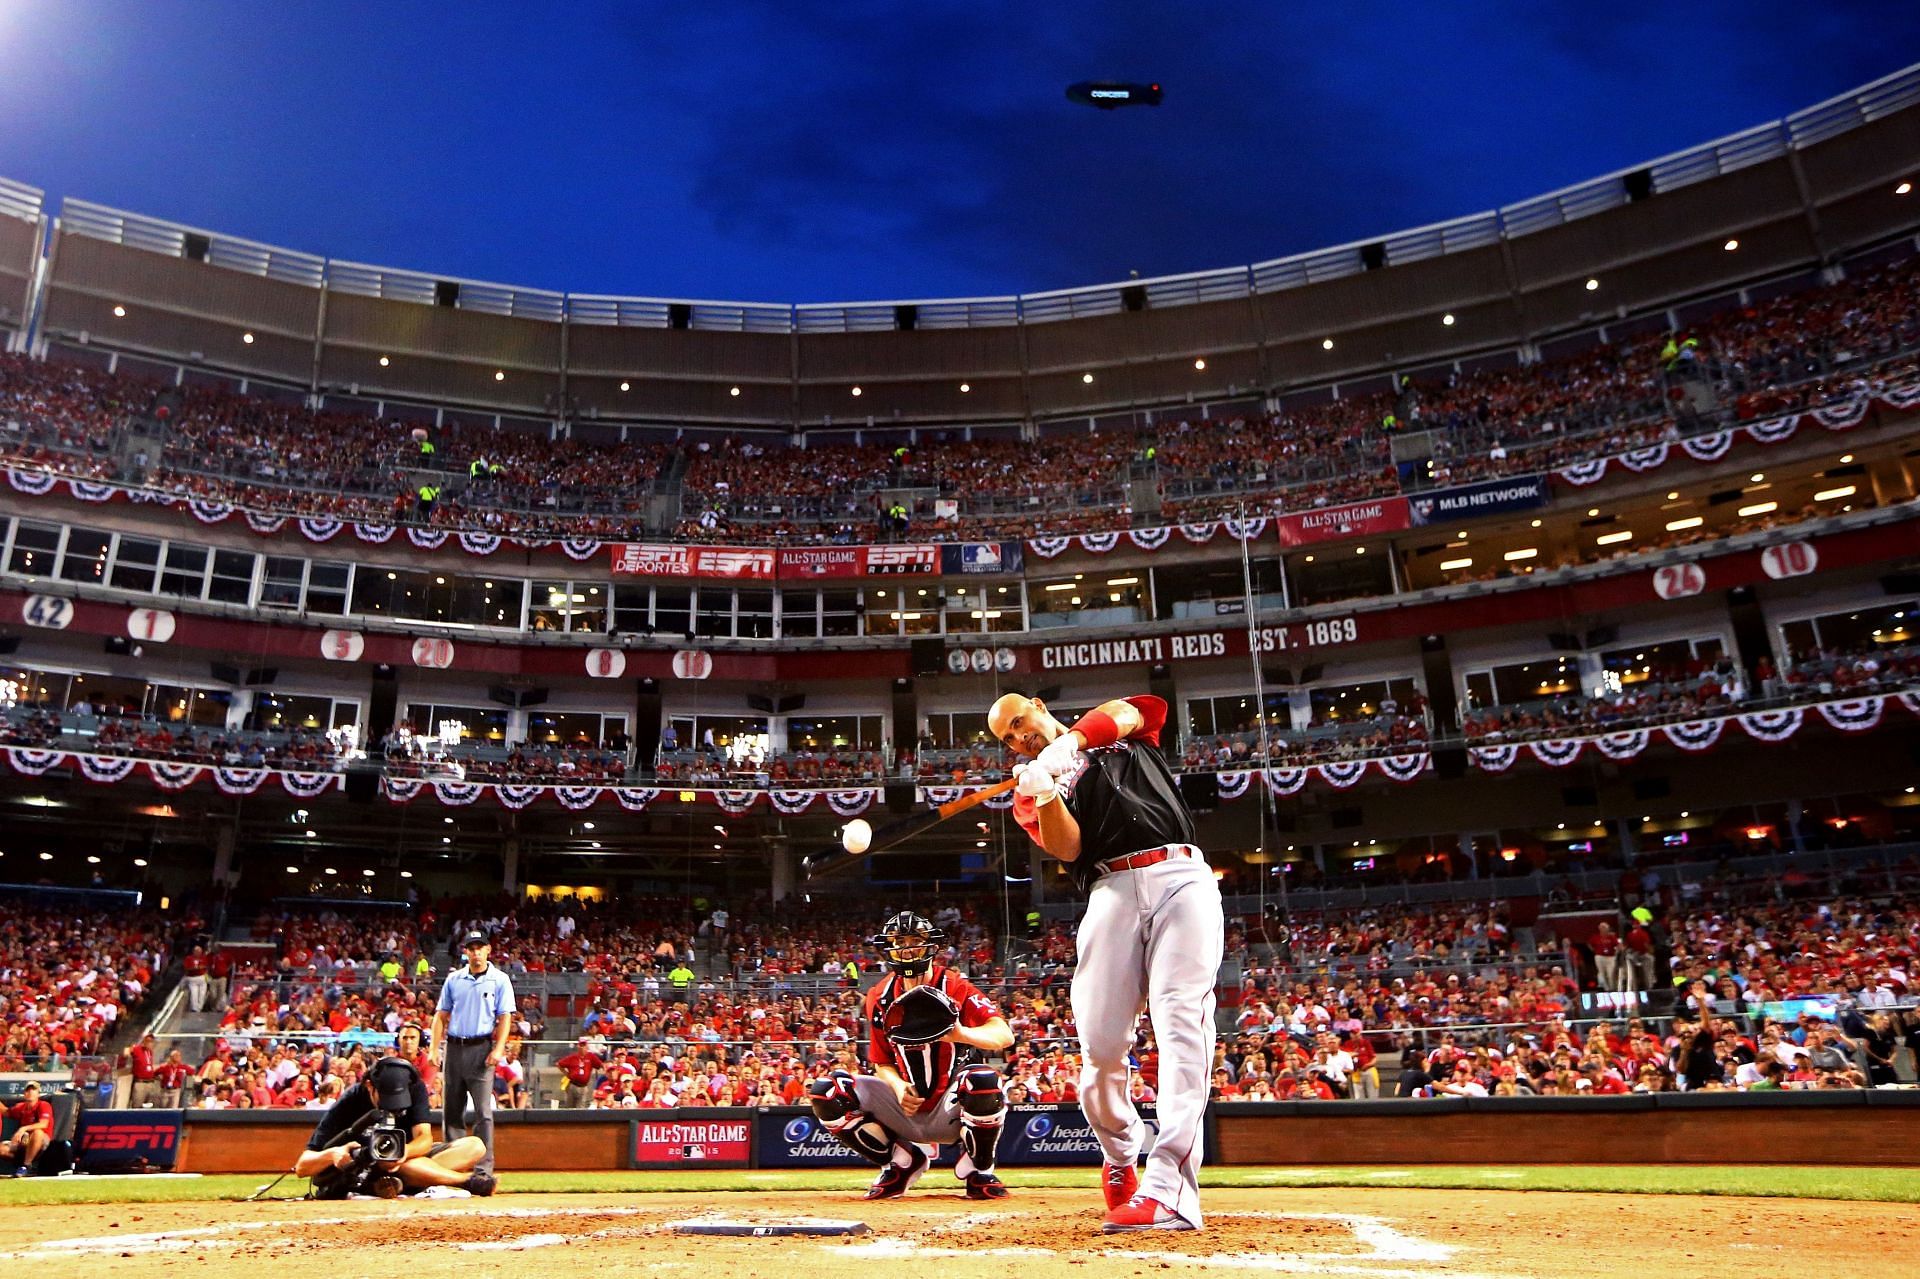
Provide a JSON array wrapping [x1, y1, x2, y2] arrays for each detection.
[[438, 962, 516, 1038]]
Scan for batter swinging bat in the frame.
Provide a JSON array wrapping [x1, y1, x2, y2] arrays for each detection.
[[803, 776, 1018, 872]]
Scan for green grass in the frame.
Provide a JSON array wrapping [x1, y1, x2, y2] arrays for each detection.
[[1, 1165, 1917, 1207]]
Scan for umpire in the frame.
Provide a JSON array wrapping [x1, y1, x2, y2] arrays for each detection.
[[430, 930, 514, 1175]]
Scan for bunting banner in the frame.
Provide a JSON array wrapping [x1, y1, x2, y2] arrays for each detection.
[[824, 789, 878, 817], [560, 538, 604, 562], [212, 767, 267, 795], [611, 787, 659, 812], [406, 528, 449, 551], [1468, 744, 1519, 773], [458, 532, 502, 556], [69, 480, 118, 503], [1662, 719, 1724, 752], [1811, 397, 1870, 429], [769, 788, 818, 815], [1375, 752, 1431, 783], [354, 523, 396, 545], [298, 517, 343, 542], [381, 777, 425, 803], [714, 790, 761, 815], [1557, 459, 1609, 487], [1738, 707, 1805, 742], [1264, 767, 1308, 796], [1619, 445, 1670, 473], [1594, 729, 1652, 761], [495, 784, 541, 810], [554, 785, 603, 810], [188, 499, 233, 524], [1127, 527, 1171, 551], [1179, 523, 1220, 544], [1815, 696, 1885, 732], [1744, 414, 1801, 445], [1318, 759, 1368, 789], [145, 761, 203, 791], [1027, 537, 1072, 560], [76, 754, 139, 783], [243, 512, 287, 535], [1078, 531, 1121, 554], [6, 747, 65, 775], [1528, 739, 1586, 767], [433, 781, 484, 806], [7, 468, 58, 496], [1216, 770, 1254, 800], [281, 772, 338, 798], [1679, 432, 1734, 463]]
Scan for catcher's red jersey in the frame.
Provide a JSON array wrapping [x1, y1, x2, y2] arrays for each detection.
[[865, 966, 998, 1097]]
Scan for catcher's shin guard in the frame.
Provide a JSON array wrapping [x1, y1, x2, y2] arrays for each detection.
[[807, 1072, 894, 1167], [956, 1065, 1007, 1175]]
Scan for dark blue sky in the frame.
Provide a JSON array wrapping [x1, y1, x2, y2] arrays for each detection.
[[3, 3, 1914, 304]]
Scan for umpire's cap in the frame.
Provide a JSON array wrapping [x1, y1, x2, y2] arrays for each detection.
[[460, 930, 491, 949]]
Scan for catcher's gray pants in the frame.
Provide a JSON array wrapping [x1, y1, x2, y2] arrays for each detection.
[[443, 1039, 496, 1172], [848, 1074, 964, 1146], [1071, 852, 1223, 1229]]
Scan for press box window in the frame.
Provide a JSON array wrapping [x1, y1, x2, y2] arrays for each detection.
[[6, 522, 60, 577], [110, 537, 161, 593]]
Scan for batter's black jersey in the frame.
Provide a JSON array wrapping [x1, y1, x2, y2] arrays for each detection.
[[1013, 695, 1199, 895]]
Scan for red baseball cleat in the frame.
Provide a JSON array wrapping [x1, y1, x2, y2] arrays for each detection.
[[964, 1171, 1010, 1200], [1102, 1196, 1193, 1233], [865, 1143, 929, 1200], [1102, 1161, 1139, 1209]]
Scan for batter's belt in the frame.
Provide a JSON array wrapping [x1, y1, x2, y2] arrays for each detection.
[[1095, 842, 1203, 876]]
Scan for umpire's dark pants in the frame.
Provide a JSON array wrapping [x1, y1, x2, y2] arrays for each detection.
[[444, 1037, 496, 1173]]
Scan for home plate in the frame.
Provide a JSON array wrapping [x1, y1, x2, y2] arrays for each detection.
[[672, 1216, 869, 1237]]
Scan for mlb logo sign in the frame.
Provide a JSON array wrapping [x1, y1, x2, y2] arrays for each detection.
[[965, 543, 1003, 571]]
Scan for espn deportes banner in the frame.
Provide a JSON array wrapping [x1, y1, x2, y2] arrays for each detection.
[[1408, 475, 1550, 525], [76, 1109, 182, 1171], [631, 1112, 752, 1169], [776, 544, 939, 578], [1273, 497, 1411, 547], [611, 544, 774, 579]]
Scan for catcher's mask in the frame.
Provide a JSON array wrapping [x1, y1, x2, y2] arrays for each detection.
[[870, 911, 945, 978]]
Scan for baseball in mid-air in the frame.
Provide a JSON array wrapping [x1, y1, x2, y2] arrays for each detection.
[[841, 818, 873, 854]]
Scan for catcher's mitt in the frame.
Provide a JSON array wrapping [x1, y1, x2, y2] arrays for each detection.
[[882, 983, 961, 1045]]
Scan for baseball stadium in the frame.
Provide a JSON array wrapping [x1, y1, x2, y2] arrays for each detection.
[[2, 10, 1920, 1277]]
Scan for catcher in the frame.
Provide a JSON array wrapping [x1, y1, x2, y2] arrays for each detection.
[[808, 911, 1014, 1200]]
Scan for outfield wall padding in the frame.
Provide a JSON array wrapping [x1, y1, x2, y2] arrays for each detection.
[[163, 1093, 1920, 1174]]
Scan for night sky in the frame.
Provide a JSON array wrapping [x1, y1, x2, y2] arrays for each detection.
[[2, 2, 1914, 304]]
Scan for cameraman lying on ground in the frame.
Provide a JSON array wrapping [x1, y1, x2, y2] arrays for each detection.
[[292, 1057, 495, 1198]]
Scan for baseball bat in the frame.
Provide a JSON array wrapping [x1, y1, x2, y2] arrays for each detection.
[[803, 776, 1019, 872]]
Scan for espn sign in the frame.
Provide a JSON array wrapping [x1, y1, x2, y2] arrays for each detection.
[[632, 1113, 751, 1169], [611, 544, 775, 580], [76, 1111, 182, 1171], [774, 544, 939, 578]]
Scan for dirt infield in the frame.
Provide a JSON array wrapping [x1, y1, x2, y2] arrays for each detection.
[[1, 1186, 1913, 1279]]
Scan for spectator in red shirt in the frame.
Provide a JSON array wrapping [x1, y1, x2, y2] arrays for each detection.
[[156, 1050, 192, 1109], [556, 1037, 604, 1109], [122, 1032, 159, 1108], [1, 1082, 54, 1174]]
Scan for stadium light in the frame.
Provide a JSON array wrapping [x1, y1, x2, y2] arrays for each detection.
[[851, 386, 862, 396], [1321, 338, 1334, 350], [1193, 358, 1206, 370], [959, 382, 971, 392], [242, 332, 255, 344], [1724, 239, 1739, 251], [1439, 557, 1472, 571], [730, 386, 741, 396], [112, 305, 126, 317], [1899, 181, 1913, 195], [378, 355, 390, 366], [1082, 372, 1094, 383], [1665, 516, 1704, 531], [1596, 531, 1633, 545], [1584, 278, 1600, 291], [620, 381, 630, 391], [1442, 313, 1455, 326], [1738, 501, 1777, 517], [494, 370, 505, 381], [1503, 548, 1538, 562]]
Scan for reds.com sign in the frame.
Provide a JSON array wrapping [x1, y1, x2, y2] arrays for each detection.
[[632, 1115, 752, 1169], [611, 544, 776, 580]]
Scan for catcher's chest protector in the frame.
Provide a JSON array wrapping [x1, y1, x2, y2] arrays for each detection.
[[873, 969, 972, 1097]]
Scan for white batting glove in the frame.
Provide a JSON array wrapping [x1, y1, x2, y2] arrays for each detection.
[[1014, 762, 1059, 806], [1034, 732, 1083, 778]]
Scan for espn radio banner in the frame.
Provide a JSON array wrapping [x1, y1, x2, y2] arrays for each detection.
[[610, 544, 775, 579], [776, 544, 939, 578], [1273, 497, 1412, 548], [631, 1113, 752, 1169]]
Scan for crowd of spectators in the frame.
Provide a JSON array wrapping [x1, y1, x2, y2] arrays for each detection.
[[0, 704, 348, 770], [3, 257, 1918, 545], [0, 903, 175, 1071]]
